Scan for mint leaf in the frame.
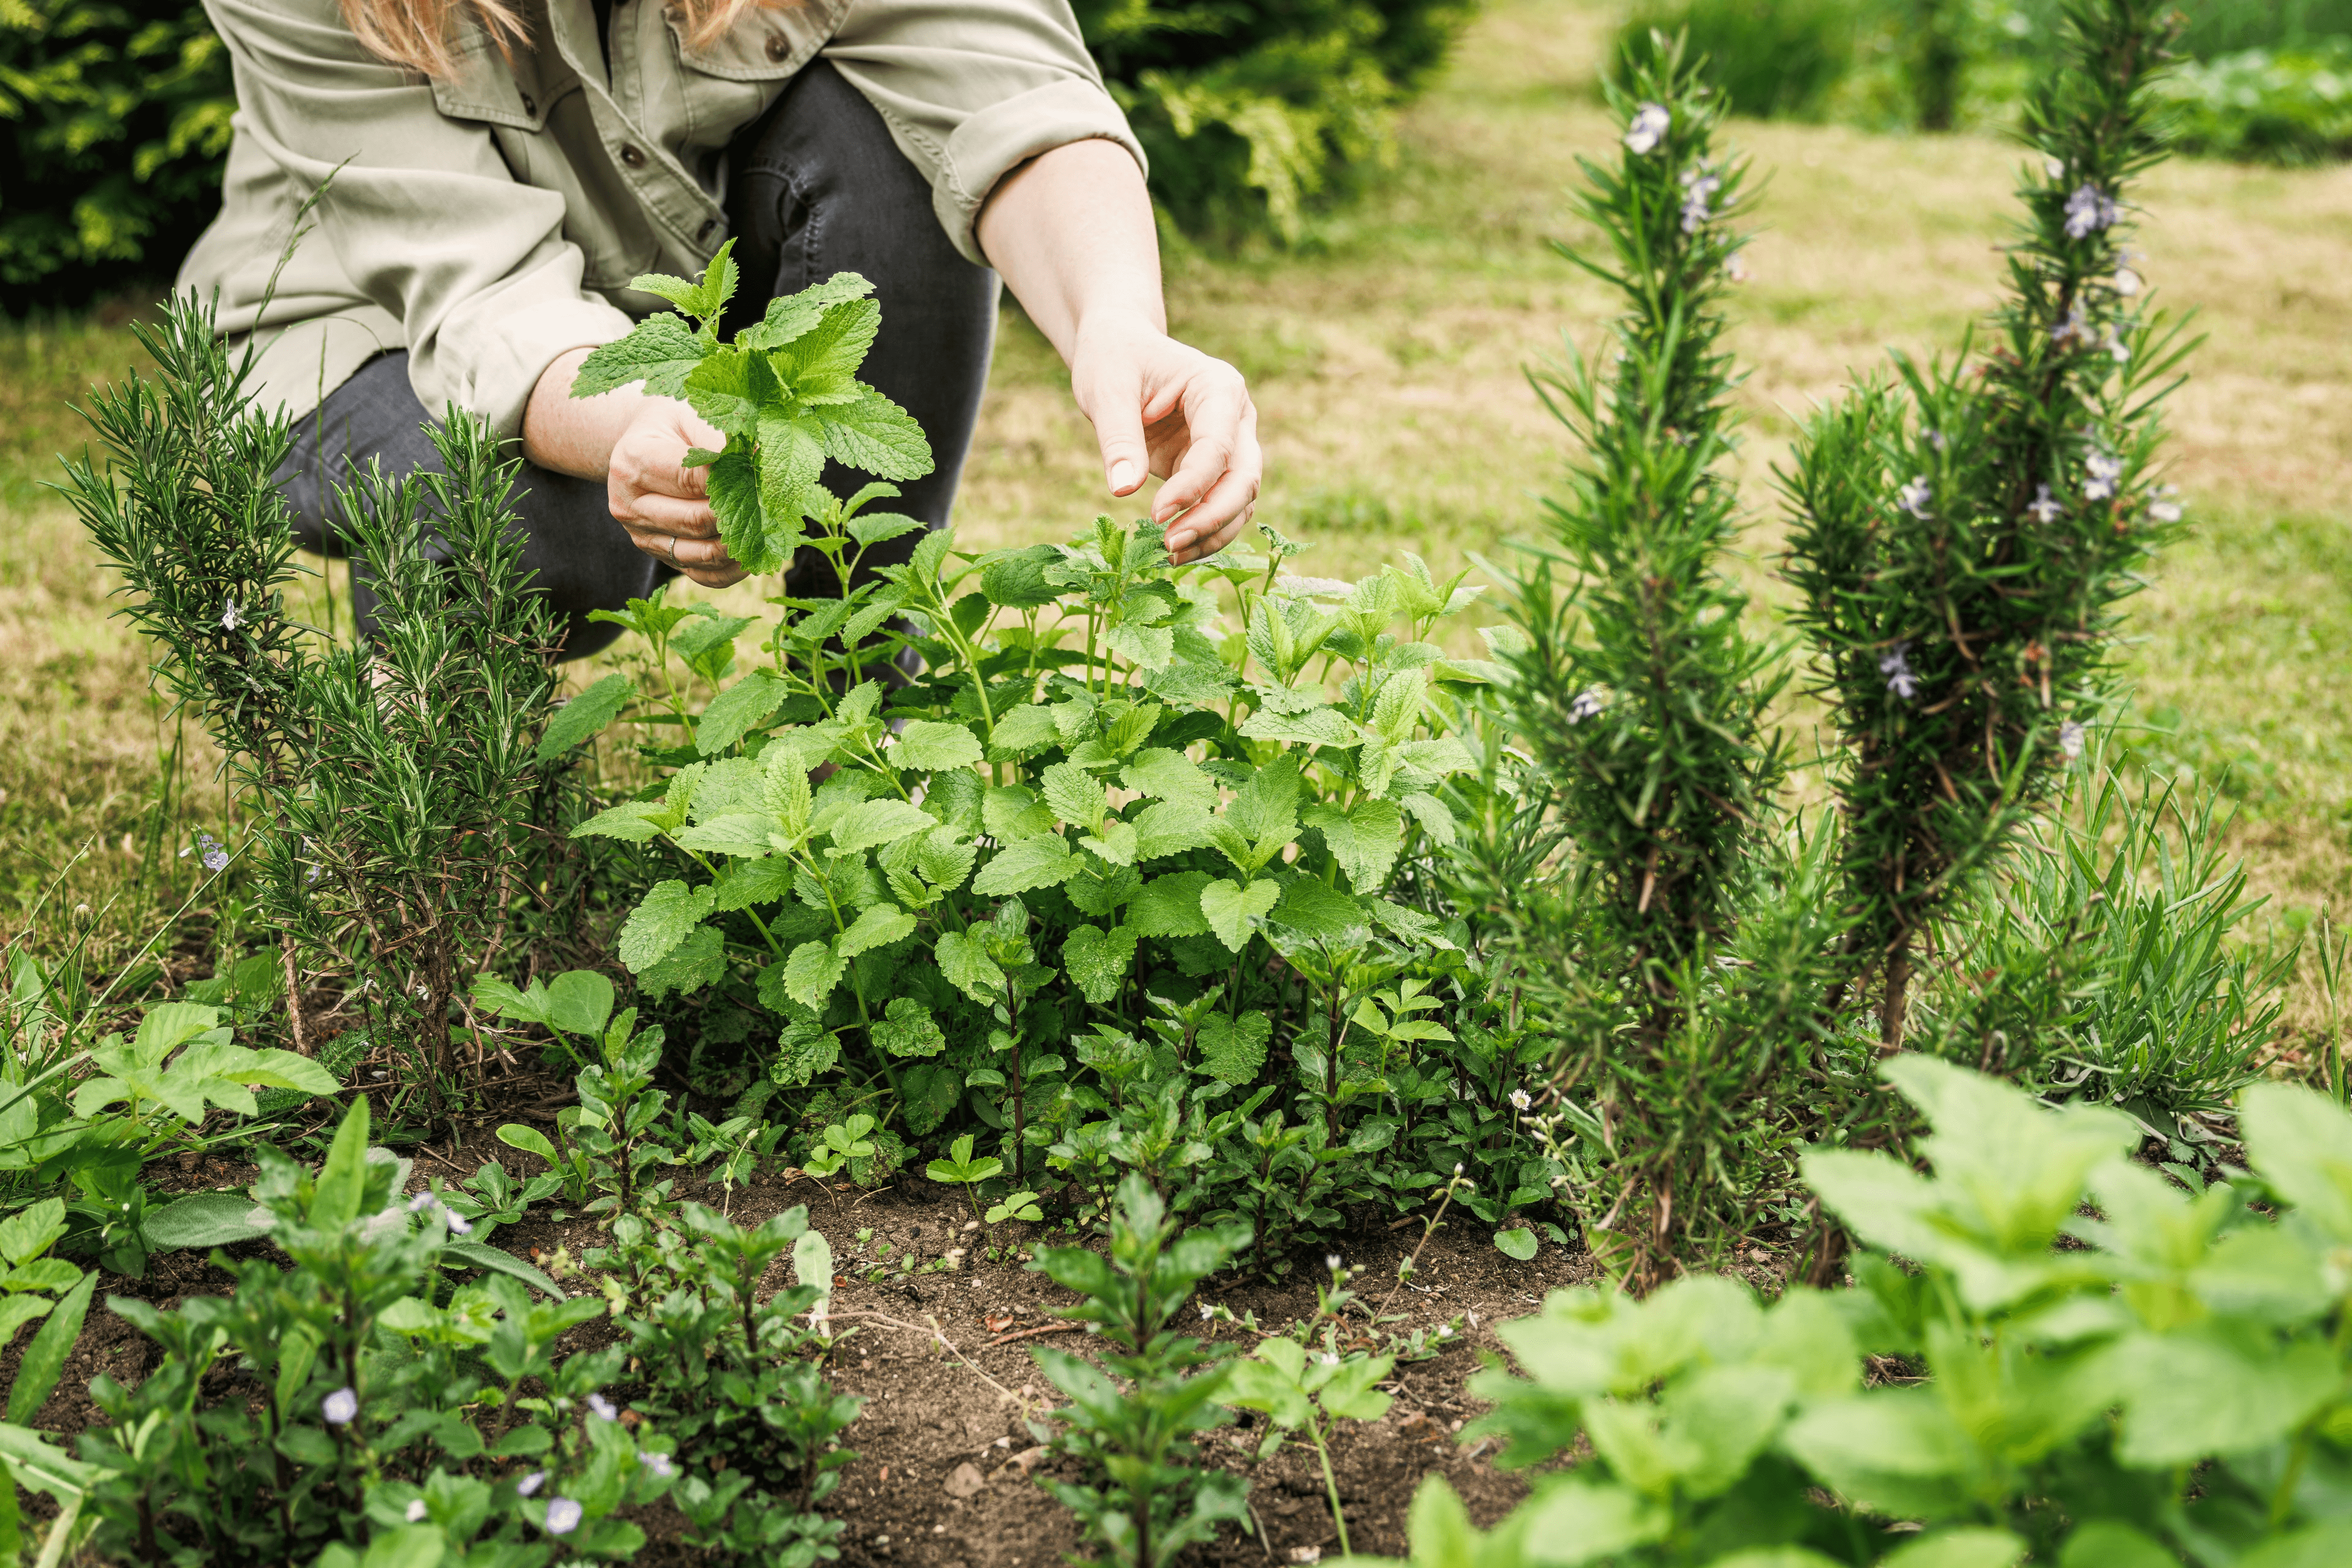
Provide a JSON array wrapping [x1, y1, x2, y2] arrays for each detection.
[[937, 929, 1005, 1005], [695, 671, 789, 756], [620, 880, 716, 972], [703, 447, 772, 575], [537, 673, 635, 762], [683, 349, 757, 433], [1129, 870, 1213, 937], [574, 314, 707, 399], [900, 1061, 962, 1136], [836, 904, 916, 957], [1196, 1011, 1272, 1084], [757, 411, 826, 524], [973, 835, 1080, 897], [782, 939, 846, 1010], [893, 720, 983, 772], [637, 924, 726, 1001], [776, 296, 882, 385], [820, 391, 933, 481], [1061, 924, 1138, 1006], [1201, 877, 1280, 952], [874, 997, 948, 1058], [740, 274, 876, 353]]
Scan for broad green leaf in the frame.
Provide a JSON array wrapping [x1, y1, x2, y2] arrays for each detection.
[[683, 348, 757, 432], [311, 1096, 374, 1230], [703, 445, 771, 573], [0, 1202, 63, 1268], [1201, 878, 1280, 952], [695, 671, 790, 755], [900, 1061, 962, 1136], [820, 391, 934, 481], [134, 1002, 221, 1057], [636, 925, 726, 1000], [1780, 1389, 1977, 1520], [1513, 1478, 1668, 1567], [1240, 704, 1360, 748], [143, 1192, 271, 1252], [570, 799, 669, 843], [757, 411, 827, 525], [983, 785, 1056, 841], [836, 905, 916, 957], [893, 721, 983, 772], [573, 312, 706, 399], [2215, 1522, 2352, 1568], [2111, 1325, 2337, 1464], [873, 998, 947, 1058], [1881, 1530, 2027, 1568], [1132, 802, 1217, 861], [1061, 925, 1138, 1006], [936, 930, 1005, 1005], [989, 706, 1061, 755], [1227, 755, 1302, 846], [1318, 1354, 1394, 1421], [973, 836, 1079, 897], [1129, 872, 1214, 938], [1121, 747, 1217, 810], [544, 971, 615, 1038], [2242, 1082, 2352, 1245], [782, 940, 847, 1009], [619, 881, 717, 973], [1269, 878, 1368, 940], [1305, 798, 1404, 892], [537, 673, 635, 762], [497, 1125, 561, 1169], [442, 1242, 567, 1301], [916, 829, 978, 893], [1494, 1228, 1537, 1261], [1040, 763, 1108, 831], [741, 273, 875, 352], [1196, 1012, 1271, 1084], [767, 1020, 842, 1087], [830, 799, 938, 855]]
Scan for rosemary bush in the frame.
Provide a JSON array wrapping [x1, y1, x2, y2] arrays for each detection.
[[63, 296, 576, 1115]]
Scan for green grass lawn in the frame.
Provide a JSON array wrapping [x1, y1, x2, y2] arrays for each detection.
[[6, 0, 2349, 1041]]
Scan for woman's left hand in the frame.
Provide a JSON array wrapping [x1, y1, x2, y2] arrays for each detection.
[[1069, 318, 1262, 565]]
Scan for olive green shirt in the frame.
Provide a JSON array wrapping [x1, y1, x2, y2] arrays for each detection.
[[179, 0, 1142, 436]]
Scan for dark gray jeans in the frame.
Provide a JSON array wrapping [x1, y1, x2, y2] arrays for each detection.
[[276, 60, 999, 660]]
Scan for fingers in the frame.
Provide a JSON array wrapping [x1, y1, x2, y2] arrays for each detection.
[[1150, 366, 1251, 527], [620, 489, 720, 541], [1082, 358, 1153, 499], [1165, 398, 1262, 564]]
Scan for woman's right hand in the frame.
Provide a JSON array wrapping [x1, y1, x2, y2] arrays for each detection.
[[605, 398, 747, 589], [524, 345, 746, 588]]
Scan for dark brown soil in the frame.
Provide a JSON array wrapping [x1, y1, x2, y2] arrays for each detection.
[[29, 1125, 1593, 1566]]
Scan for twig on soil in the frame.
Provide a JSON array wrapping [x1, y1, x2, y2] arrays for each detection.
[[981, 1321, 1083, 1349], [823, 1310, 1023, 1406]]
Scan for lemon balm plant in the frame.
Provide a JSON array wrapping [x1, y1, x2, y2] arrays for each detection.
[[552, 258, 1520, 1208]]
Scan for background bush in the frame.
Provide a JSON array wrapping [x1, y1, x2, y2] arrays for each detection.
[[0, 0, 232, 310], [0, 0, 1477, 313]]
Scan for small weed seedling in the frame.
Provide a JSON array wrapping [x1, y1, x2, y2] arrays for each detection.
[[1221, 1336, 1395, 1557], [1029, 1175, 1253, 1568]]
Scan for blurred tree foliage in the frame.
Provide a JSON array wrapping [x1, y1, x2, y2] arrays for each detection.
[[1074, 0, 1480, 241], [0, 0, 1479, 314], [0, 0, 233, 311]]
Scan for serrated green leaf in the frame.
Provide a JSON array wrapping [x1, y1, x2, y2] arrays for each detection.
[[1060, 925, 1138, 1006], [782, 940, 847, 1010], [1121, 748, 1216, 811], [893, 721, 983, 772], [693, 672, 789, 756], [820, 391, 935, 481], [703, 445, 774, 574], [757, 411, 826, 526], [684, 349, 757, 432], [873, 998, 947, 1058], [989, 707, 1061, 754], [916, 828, 978, 892], [1196, 1012, 1270, 1084], [900, 1061, 962, 1136], [619, 881, 717, 973], [1201, 878, 1280, 952], [1305, 797, 1404, 892], [973, 835, 1079, 896], [937, 930, 1005, 1005], [537, 674, 635, 762], [573, 313, 707, 399], [636, 924, 726, 1001], [829, 799, 938, 854], [1040, 763, 1107, 831], [1129, 871, 1214, 937], [836, 905, 916, 957]]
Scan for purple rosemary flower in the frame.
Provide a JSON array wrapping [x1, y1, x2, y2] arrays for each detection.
[[1567, 688, 1605, 723], [543, 1497, 584, 1536], [587, 1393, 619, 1422], [516, 1471, 546, 1497], [1725, 252, 1751, 284], [2084, 450, 2124, 500], [322, 1387, 358, 1425], [2113, 266, 2143, 297], [1624, 102, 1670, 155], [2104, 328, 2130, 364], [407, 1191, 437, 1213], [2148, 486, 2182, 524], [2064, 183, 2119, 240], [2043, 154, 2066, 180], [1879, 642, 1919, 702], [2025, 485, 2064, 525], [2050, 306, 2087, 348], [1926, 429, 1948, 452], [1896, 477, 1933, 519], [1679, 167, 1721, 235], [2059, 720, 2086, 760], [220, 600, 243, 632]]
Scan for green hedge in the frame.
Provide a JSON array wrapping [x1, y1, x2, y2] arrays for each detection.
[[0, 0, 232, 309], [0, 0, 1476, 312]]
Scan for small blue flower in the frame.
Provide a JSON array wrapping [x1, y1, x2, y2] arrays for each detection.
[[587, 1393, 619, 1422], [2064, 183, 2118, 240], [2025, 485, 2064, 525], [543, 1496, 583, 1536], [1624, 102, 1670, 154], [1896, 477, 1933, 520], [220, 600, 243, 632], [2058, 720, 2086, 760], [1678, 167, 1721, 235], [2083, 450, 2124, 501], [1879, 642, 1919, 702], [1567, 688, 1604, 724], [516, 1471, 546, 1497]]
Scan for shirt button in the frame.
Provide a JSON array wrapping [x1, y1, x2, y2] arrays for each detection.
[[698, 218, 719, 241], [764, 32, 788, 62], [619, 144, 646, 169]]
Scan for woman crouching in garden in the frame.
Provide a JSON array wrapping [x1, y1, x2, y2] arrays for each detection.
[[181, 0, 1262, 655]]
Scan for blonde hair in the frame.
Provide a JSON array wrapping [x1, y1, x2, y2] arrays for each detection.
[[342, 0, 777, 78]]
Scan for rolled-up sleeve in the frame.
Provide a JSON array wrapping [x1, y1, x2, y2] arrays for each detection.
[[201, 0, 634, 435], [821, 0, 1146, 266]]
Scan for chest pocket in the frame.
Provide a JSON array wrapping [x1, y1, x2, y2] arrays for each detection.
[[431, 21, 549, 132], [665, 0, 848, 148]]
